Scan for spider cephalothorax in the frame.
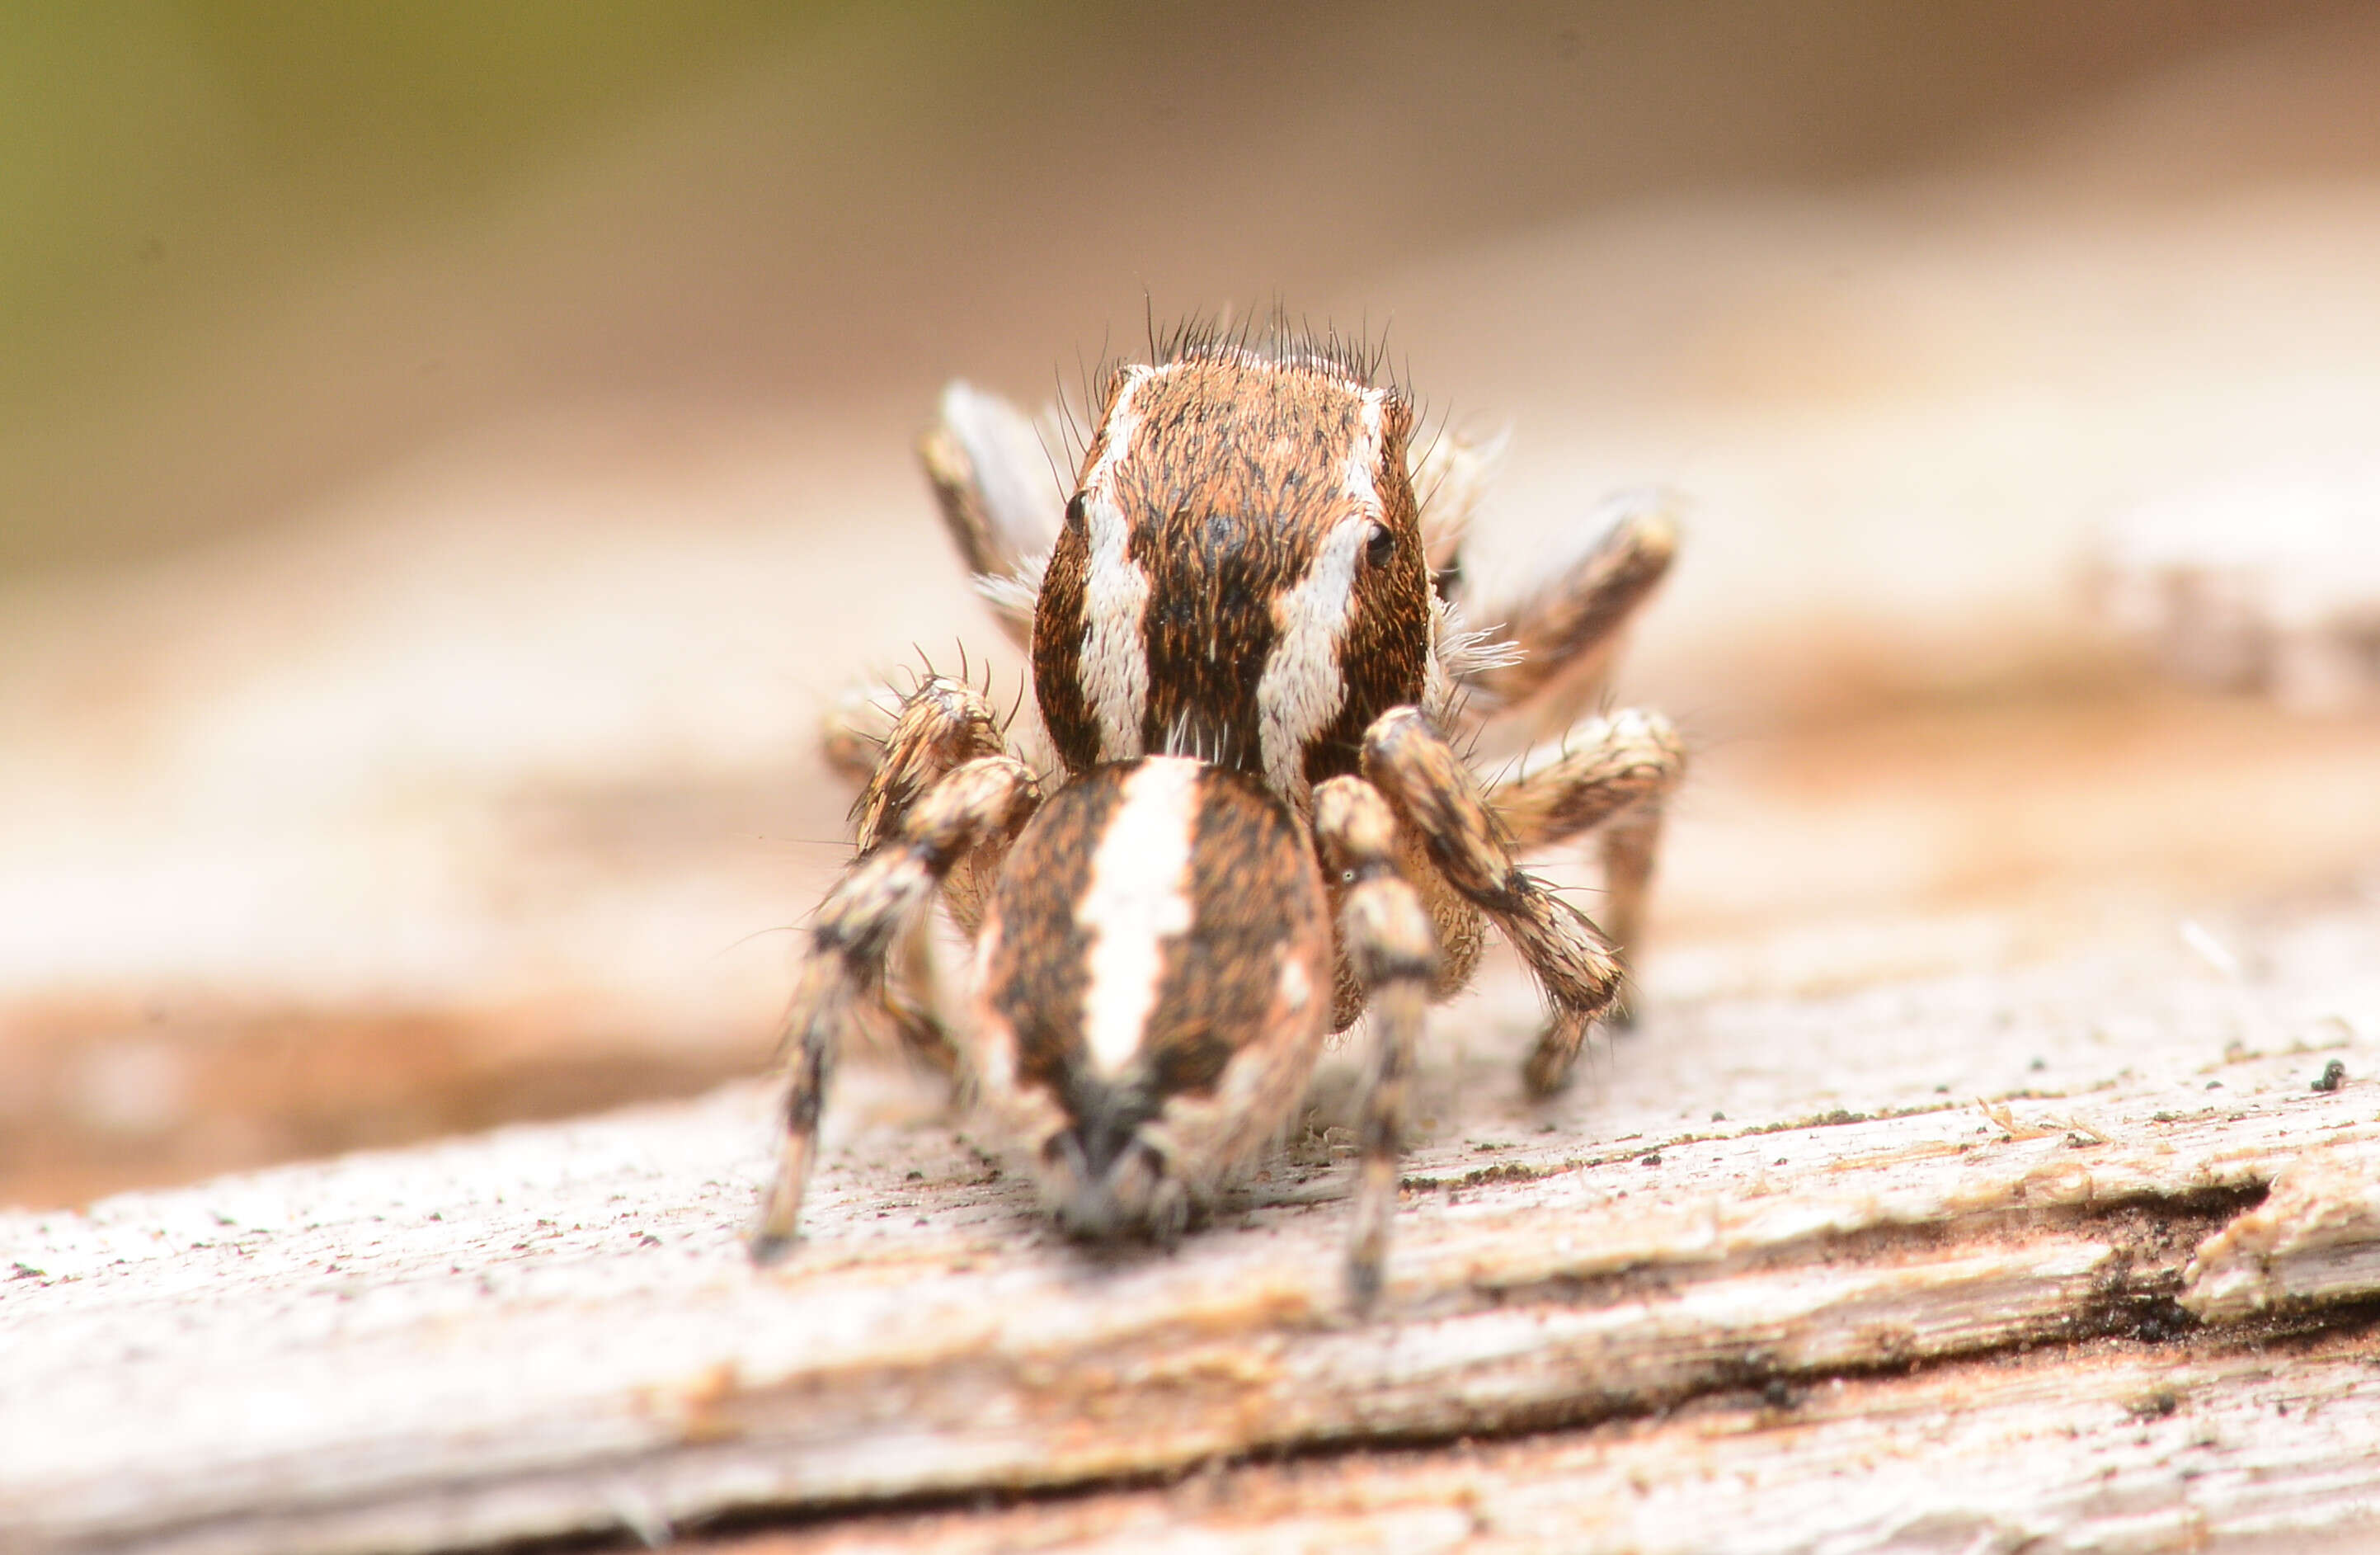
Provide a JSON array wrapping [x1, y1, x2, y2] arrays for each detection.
[[756, 320, 1686, 1308], [1032, 342, 1433, 805]]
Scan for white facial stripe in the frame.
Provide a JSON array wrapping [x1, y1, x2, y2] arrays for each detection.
[[1078, 757, 1203, 1075], [1250, 389, 1390, 803], [1081, 500, 1149, 762], [1084, 365, 1157, 497], [1342, 389, 1388, 521], [1254, 514, 1373, 804], [1079, 366, 1160, 761]]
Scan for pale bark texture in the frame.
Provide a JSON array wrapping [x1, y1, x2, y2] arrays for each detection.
[[7, 884, 2378, 1553]]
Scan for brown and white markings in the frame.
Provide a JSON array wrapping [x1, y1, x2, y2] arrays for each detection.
[[766, 322, 1686, 1307], [968, 758, 1432, 1286]]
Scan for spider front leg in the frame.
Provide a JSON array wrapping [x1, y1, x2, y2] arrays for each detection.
[[820, 672, 1015, 1073], [1314, 775, 1439, 1311], [750, 754, 1041, 1264], [834, 674, 1013, 860], [1487, 708, 1685, 1022], [1361, 708, 1625, 1098]]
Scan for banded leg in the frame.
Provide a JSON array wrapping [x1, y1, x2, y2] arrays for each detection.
[[844, 675, 1012, 863], [917, 381, 1065, 648], [1315, 775, 1440, 1312], [821, 673, 1015, 1072], [1456, 492, 1677, 730], [1488, 708, 1685, 1022], [750, 755, 1041, 1264], [1362, 707, 1625, 1098]]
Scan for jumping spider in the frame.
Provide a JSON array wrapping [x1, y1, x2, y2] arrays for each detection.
[[755, 323, 1683, 1307]]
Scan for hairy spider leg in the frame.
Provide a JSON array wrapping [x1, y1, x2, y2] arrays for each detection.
[[1314, 775, 1439, 1310], [750, 754, 1041, 1263], [818, 673, 1020, 1072], [1484, 707, 1686, 1023], [1452, 496, 1677, 730], [1360, 707, 1624, 1097]]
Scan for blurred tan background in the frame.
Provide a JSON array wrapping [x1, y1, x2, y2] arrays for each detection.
[[7, 1, 2380, 1208]]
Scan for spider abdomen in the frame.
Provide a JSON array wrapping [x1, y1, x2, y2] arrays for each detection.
[[968, 756, 1331, 1237]]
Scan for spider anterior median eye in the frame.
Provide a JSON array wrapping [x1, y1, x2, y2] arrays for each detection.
[[1365, 523, 1395, 566]]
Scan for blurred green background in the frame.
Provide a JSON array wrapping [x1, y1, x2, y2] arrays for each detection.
[[9, 2, 2380, 1209], [5, 2, 813, 569], [9, 0, 2368, 574]]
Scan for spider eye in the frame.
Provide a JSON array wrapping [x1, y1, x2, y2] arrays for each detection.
[[1364, 522, 1395, 567]]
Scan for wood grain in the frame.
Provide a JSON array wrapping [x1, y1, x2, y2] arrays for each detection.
[[719, 1331, 2380, 1555], [6, 890, 2377, 1553]]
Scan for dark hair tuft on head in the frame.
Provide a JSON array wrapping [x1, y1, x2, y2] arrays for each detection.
[[1149, 304, 1395, 392]]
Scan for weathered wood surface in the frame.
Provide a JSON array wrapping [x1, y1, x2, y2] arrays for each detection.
[[722, 1332, 2380, 1555], [5, 891, 2377, 1554]]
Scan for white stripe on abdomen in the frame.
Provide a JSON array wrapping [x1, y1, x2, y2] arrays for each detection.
[[1076, 756, 1203, 1073]]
